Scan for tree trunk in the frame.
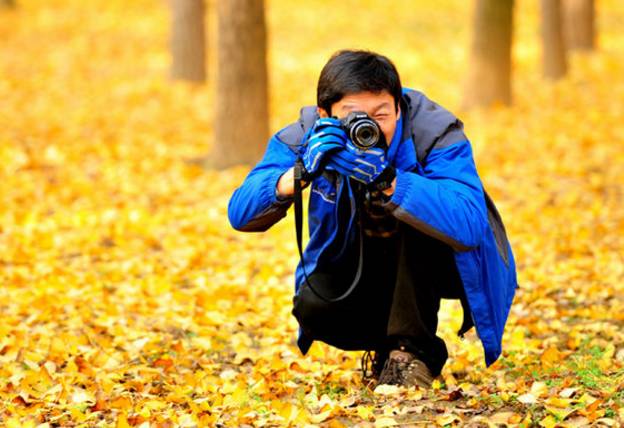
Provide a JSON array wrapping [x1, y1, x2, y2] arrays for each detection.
[[563, 0, 595, 50], [211, 0, 268, 168], [541, 0, 567, 80], [170, 0, 206, 82], [462, 0, 514, 109]]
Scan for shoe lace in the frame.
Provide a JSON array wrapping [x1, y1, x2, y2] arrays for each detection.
[[361, 350, 375, 380], [378, 357, 404, 385]]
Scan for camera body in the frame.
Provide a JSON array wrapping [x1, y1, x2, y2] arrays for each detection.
[[339, 111, 387, 150]]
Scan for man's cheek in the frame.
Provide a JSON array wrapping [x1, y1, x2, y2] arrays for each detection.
[[383, 128, 395, 145]]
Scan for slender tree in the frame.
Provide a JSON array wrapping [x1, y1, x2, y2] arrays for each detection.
[[462, 0, 514, 109], [541, 0, 568, 80], [563, 0, 595, 50], [211, 0, 268, 168], [170, 0, 206, 82]]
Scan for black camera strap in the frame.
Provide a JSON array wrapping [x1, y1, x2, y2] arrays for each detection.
[[293, 158, 364, 303]]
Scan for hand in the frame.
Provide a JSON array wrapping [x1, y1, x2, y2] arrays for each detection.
[[301, 118, 347, 179], [325, 140, 389, 185]]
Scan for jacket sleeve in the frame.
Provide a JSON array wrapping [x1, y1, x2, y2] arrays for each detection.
[[228, 134, 297, 232], [385, 139, 488, 251]]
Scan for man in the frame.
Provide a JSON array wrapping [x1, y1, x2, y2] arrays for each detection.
[[228, 50, 517, 388]]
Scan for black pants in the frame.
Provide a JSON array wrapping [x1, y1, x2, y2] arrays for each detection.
[[363, 224, 466, 376], [293, 224, 467, 377]]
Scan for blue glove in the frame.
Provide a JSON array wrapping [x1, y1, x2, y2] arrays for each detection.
[[326, 140, 389, 185], [301, 118, 347, 179]]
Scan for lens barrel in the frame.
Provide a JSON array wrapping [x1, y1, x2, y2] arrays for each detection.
[[341, 111, 384, 150]]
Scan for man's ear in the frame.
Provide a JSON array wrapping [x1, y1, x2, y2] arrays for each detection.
[[396, 104, 401, 121], [317, 107, 329, 118]]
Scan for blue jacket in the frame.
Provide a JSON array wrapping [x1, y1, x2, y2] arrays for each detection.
[[228, 89, 517, 366]]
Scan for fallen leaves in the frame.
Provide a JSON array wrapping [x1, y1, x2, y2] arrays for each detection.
[[1, 0, 624, 426]]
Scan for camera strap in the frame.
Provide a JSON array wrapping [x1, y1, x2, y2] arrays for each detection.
[[293, 158, 364, 303]]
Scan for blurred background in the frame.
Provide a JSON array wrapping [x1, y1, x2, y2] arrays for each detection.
[[1, 0, 623, 426]]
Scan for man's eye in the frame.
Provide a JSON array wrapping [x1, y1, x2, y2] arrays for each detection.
[[375, 115, 388, 121]]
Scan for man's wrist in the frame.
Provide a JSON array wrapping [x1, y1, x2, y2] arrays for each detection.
[[381, 177, 397, 197], [275, 187, 292, 201], [276, 166, 308, 200], [276, 167, 295, 199]]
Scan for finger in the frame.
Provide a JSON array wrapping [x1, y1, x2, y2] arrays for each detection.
[[366, 147, 386, 157], [314, 117, 342, 128], [304, 141, 344, 172], [347, 149, 386, 166], [352, 166, 375, 182], [317, 142, 345, 154], [309, 129, 347, 143], [355, 157, 386, 177], [313, 125, 347, 138], [345, 140, 365, 155], [325, 156, 357, 176], [309, 132, 347, 146], [305, 142, 344, 163], [345, 142, 386, 160], [307, 151, 324, 173], [329, 151, 359, 169]]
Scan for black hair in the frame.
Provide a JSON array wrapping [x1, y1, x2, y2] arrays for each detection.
[[317, 50, 402, 116]]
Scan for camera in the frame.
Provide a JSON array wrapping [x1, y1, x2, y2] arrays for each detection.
[[339, 111, 386, 150]]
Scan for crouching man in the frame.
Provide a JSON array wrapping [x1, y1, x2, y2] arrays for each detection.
[[228, 50, 517, 388]]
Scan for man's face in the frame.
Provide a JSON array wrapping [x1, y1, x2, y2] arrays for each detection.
[[318, 90, 401, 146]]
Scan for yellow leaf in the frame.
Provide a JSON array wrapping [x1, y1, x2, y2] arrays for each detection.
[[356, 405, 374, 420], [309, 409, 332, 423], [223, 386, 247, 407], [559, 387, 579, 398], [276, 401, 296, 422], [539, 415, 558, 428], [545, 405, 576, 421], [7, 418, 23, 428], [110, 396, 133, 410], [490, 411, 518, 424], [540, 347, 561, 368], [530, 381, 548, 397], [373, 384, 401, 395], [544, 396, 572, 408], [375, 417, 399, 427], [602, 343, 615, 360], [71, 388, 96, 405], [435, 413, 460, 426], [116, 413, 130, 428], [517, 393, 538, 404], [577, 393, 598, 405]]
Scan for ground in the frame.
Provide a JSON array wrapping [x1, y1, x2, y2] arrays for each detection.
[[0, 0, 623, 426]]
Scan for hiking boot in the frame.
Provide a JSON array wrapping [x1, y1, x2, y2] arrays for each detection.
[[377, 349, 434, 388]]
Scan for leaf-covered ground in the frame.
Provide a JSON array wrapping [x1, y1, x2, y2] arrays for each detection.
[[1, 0, 623, 426]]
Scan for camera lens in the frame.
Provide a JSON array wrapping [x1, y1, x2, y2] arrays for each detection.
[[352, 121, 380, 149], [359, 128, 372, 141], [340, 111, 384, 150]]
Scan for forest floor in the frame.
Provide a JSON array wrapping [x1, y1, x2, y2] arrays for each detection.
[[1, 0, 623, 426]]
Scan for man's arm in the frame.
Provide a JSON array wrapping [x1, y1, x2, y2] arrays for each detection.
[[384, 139, 488, 251], [228, 135, 297, 232]]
